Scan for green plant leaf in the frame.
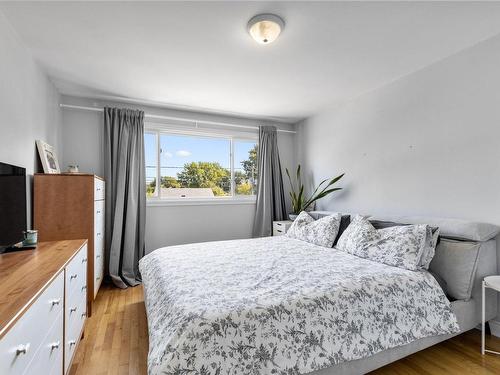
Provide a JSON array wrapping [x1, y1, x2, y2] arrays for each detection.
[[308, 188, 343, 204], [297, 184, 304, 211]]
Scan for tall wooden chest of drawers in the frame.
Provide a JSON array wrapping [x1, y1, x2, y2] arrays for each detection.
[[34, 174, 105, 316]]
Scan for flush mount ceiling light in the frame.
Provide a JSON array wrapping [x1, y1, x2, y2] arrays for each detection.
[[247, 14, 285, 45]]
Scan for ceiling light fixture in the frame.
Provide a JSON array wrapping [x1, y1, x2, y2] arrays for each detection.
[[247, 14, 285, 45]]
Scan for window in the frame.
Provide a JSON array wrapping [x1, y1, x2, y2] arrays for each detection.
[[145, 129, 258, 201]]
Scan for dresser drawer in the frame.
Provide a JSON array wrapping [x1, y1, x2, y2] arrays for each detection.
[[0, 272, 64, 375], [94, 228, 104, 254], [64, 298, 86, 374], [94, 177, 105, 201], [65, 289, 86, 341], [65, 245, 87, 299], [94, 254, 104, 297], [94, 199, 105, 233], [23, 312, 63, 375], [273, 221, 293, 236]]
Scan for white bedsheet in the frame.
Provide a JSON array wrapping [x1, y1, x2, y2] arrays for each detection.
[[139, 236, 459, 375]]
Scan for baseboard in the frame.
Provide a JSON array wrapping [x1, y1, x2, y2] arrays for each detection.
[[490, 319, 500, 338]]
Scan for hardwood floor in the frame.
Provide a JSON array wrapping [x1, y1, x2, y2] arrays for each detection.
[[71, 284, 500, 375], [69, 284, 148, 375]]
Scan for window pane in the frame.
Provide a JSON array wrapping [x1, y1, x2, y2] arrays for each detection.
[[234, 140, 258, 196], [144, 132, 158, 198], [160, 134, 231, 198]]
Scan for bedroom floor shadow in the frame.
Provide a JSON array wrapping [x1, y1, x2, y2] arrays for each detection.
[[70, 284, 500, 375]]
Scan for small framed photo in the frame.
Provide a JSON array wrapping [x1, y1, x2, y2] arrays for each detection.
[[36, 140, 60, 174]]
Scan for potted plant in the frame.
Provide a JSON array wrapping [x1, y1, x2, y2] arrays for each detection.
[[285, 165, 344, 220]]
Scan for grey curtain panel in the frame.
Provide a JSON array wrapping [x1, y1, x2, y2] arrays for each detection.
[[252, 125, 286, 237], [104, 107, 146, 288]]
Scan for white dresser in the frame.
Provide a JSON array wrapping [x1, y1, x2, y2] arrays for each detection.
[[0, 240, 88, 375]]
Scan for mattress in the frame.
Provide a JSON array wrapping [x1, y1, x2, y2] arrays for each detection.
[[139, 236, 459, 375]]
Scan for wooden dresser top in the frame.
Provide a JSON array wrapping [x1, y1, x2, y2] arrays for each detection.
[[0, 239, 87, 338], [34, 173, 104, 180]]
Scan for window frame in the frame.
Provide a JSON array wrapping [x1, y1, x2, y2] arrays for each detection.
[[144, 123, 258, 206]]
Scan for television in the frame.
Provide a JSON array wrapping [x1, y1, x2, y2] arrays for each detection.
[[0, 162, 27, 251]]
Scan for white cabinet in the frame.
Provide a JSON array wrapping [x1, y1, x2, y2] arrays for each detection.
[[0, 273, 64, 375], [0, 242, 88, 375], [272, 220, 293, 236]]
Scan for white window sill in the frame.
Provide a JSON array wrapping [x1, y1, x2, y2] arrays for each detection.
[[147, 197, 257, 207]]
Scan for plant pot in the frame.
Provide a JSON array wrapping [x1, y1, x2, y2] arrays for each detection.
[[288, 214, 298, 221]]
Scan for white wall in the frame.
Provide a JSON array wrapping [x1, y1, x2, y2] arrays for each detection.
[[0, 11, 62, 227], [296, 34, 500, 332], [297, 34, 500, 222], [60, 95, 296, 252]]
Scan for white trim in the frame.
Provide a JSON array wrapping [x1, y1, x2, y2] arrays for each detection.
[[147, 197, 256, 207], [145, 127, 258, 202], [230, 139, 235, 197], [60, 103, 296, 134], [145, 123, 257, 141]]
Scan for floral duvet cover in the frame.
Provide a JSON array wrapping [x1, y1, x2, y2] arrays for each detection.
[[139, 236, 459, 375]]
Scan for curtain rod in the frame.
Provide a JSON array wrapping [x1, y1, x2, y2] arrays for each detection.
[[60, 104, 296, 134]]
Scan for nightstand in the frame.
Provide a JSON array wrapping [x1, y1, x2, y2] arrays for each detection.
[[273, 220, 293, 236], [482, 276, 500, 355]]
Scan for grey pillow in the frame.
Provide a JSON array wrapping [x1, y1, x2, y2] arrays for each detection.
[[429, 239, 480, 301]]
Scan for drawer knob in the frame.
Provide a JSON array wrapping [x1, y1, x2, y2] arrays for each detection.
[[50, 298, 61, 306], [70, 307, 77, 313], [16, 343, 30, 355], [96, 210, 101, 214], [81, 286, 87, 292], [81, 312, 87, 318], [97, 232, 101, 236], [82, 258, 88, 263], [96, 276, 101, 281], [96, 255, 101, 259], [69, 340, 76, 347], [50, 341, 60, 350], [70, 274, 78, 280]]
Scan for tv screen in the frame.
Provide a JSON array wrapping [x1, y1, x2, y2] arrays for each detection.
[[0, 162, 27, 250]]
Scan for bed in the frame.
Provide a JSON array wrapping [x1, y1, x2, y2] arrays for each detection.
[[139, 215, 499, 375]]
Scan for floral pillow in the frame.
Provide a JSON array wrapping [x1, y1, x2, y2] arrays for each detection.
[[336, 214, 379, 252], [370, 219, 440, 270], [337, 215, 428, 271], [286, 211, 342, 247]]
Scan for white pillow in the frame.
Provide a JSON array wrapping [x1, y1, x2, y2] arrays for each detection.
[[286, 211, 342, 247], [337, 215, 428, 271]]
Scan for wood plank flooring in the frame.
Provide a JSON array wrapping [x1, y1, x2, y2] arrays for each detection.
[[70, 284, 500, 375]]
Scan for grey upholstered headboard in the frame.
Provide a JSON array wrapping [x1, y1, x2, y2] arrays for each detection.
[[369, 214, 499, 324]]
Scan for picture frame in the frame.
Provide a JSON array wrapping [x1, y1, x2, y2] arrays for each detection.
[[36, 140, 60, 174]]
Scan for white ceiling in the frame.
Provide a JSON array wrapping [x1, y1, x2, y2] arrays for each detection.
[[2, 1, 500, 123]]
